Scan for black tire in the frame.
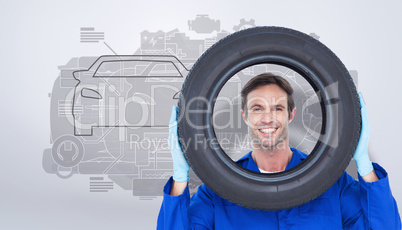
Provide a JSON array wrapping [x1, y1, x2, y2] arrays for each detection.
[[178, 26, 360, 210]]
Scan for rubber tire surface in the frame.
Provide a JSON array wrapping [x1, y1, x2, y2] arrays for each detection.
[[178, 26, 361, 210]]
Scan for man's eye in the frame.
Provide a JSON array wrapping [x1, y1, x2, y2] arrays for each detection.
[[252, 108, 262, 112]]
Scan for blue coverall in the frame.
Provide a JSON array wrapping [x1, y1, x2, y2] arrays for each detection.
[[157, 148, 401, 229]]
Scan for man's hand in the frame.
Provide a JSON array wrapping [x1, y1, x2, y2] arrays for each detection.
[[353, 93, 378, 181], [169, 105, 190, 183]]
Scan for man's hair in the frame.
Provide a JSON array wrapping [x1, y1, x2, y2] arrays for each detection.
[[241, 73, 295, 118]]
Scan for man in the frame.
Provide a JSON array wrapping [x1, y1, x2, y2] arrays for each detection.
[[157, 73, 401, 229]]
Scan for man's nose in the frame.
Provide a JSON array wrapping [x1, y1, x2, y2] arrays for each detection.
[[260, 110, 276, 123]]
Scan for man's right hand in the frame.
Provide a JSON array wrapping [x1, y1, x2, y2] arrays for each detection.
[[169, 105, 190, 183]]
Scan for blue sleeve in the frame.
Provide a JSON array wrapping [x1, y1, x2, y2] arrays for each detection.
[[340, 163, 401, 229], [156, 177, 214, 230]]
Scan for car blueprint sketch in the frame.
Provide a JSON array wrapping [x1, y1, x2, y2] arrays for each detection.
[[43, 15, 357, 198]]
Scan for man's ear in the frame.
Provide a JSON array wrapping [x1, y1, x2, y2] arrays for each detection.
[[289, 107, 296, 123], [241, 109, 248, 124]]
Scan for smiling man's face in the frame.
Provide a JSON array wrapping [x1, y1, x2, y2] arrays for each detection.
[[241, 84, 296, 150]]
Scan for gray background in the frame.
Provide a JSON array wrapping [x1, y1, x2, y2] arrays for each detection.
[[1, 0, 401, 229]]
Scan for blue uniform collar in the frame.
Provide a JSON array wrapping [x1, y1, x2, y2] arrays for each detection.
[[237, 148, 307, 173]]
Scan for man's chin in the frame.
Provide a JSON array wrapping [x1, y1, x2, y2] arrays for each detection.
[[259, 140, 287, 150], [249, 136, 287, 150]]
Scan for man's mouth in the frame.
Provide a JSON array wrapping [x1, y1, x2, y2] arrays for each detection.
[[258, 128, 278, 134]]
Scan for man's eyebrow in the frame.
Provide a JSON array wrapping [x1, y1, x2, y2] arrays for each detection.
[[248, 102, 263, 108], [274, 104, 286, 108]]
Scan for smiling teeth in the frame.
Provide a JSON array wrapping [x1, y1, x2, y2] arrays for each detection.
[[260, 128, 277, 134]]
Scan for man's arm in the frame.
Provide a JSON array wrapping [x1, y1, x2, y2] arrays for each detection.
[[158, 178, 215, 230], [170, 181, 188, 196], [341, 93, 401, 229], [157, 106, 214, 230], [340, 165, 401, 229], [360, 169, 379, 183], [168, 106, 190, 184], [157, 106, 191, 230], [167, 106, 190, 196]]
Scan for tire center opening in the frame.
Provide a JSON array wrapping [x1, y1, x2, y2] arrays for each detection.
[[212, 64, 323, 169]]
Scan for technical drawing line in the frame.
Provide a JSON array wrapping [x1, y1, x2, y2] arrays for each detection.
[[90, 182, 114, 185], [92, 60, 185, 78], [282, 69, 291, 78], [90, 182, 114, 184], [97, 75, 121, 97], [90, 186, 113, 189], [90, 184, 114, 187], [90, 177, 104, 180], [103, 142, 124, 174], [140, 197, 157, 200], [81, 27, 95, 31], [79, 121, 119, 143], [103, 42, 121, 58], [81, 37, 105, 40], [81, 32, 104, 35], [90, 121, 119, 143]]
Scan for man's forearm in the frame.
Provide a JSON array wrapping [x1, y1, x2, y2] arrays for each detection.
[[361, 169, 379, 182], [170, 180, 188, 196]]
